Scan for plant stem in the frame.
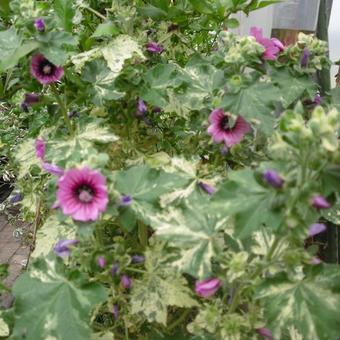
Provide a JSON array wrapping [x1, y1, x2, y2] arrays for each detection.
[[266, 237, 280, 262], [167, 309, 191, 331], [229, 285, 242, 313], [126, 267, 146, 274], [138, 221, 148, 248], [82, 5, 107, 21], [51, 84, 74, 136]]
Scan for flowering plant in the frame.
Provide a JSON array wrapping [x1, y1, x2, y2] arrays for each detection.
[[0, 1, 339, 339]]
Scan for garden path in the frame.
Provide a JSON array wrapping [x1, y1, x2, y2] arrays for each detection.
[[0, 213, 30, 308]]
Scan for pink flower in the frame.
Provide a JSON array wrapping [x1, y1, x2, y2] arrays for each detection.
[[31, 54, 64, 84], [35, 138, 45, 160], [311, 195, 331, 209], [250, 27, 284, 61], [195, 278, 221, 298], [207, 109, 251, 147], [56, 167, 109, 222], [145, 42, 163, 54]]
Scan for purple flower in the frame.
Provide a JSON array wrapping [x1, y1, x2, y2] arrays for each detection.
[[10, 193, 22, 203], [250, 27, 284, 60], [54, 239, 78, 257], [111, 263, 119, 276], [56, 167, 109, 221], [35, 138, 45, 161], [97, 256, 106, 268], [309, 223, 327, 237], [31, 54, 64, 85], [42, 163, 64, 177], [131, 255, 145, 264], [300, 48, 310, 67], [21, 93, 40, 111], [121, 275, 132, 289], [112, 305, 119, 320], [137, 99, 147, 116], [311, 195, 331, 209], [256, 327, 273, 340], [263, 170, 284, 188], [198, 182, 217, 195], [313, 93, 322, 105], [145, 41, 163, 54], [120, 195, 133, 206], [34, 18, 45, 32], [207, 109, 251, 147], [311, 257, 322, 265], [195, 278, 221, 298]]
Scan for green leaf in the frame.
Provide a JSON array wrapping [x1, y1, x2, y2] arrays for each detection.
[[331, 86, 340, 111], [138, 4, 168, 19], [221, 80, 280, 133], [188, 0, 213, 14], [0, 317, 9, 338], [12, 257, 107, 340], [15, 138, 40, 179], [224, 18, 239, 28], [38, 31, 77, 65], [149, 199, 230, 278], [31, 215, 76, 259], [0, 28, 39, 72], [77, 121, 119, 144], [211, 169, 283, 238], [256, 265, 340, 340], [130, 243, 198, 325], [115, 164, 191, 227], [54, 0, 75, 32], [82, 59, 124, 105], [92, 22, 119, 38]]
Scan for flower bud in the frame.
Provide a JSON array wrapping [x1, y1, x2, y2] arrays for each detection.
[[111, 263, 119, 276], [195, 278, 221, 298], [256, 327, 273, 340], [121, 275, 132, 289], [145, 42, 163, 54], [300, 48, 309, 67], [131, 255, 145, 264], [35, 138, 46, 161], [54, 239, 78, 257], [120, 195, 133, 206], [198, 182, 217, 195], [97, 256, 106, 268], [311, 195, 331, 209], [263, 170, 284, 188], [34, 18, 45, 32], [308, 223, 326, 237]]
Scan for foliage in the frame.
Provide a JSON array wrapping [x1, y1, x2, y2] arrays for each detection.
[[0, 0, 339, 339]]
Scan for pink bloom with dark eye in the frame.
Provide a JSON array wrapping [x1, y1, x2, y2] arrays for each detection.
[[56, 167, 109, 222], [145, 41, 163, 54], [31, 54, 64, 84], [311, 195, 331, 209], [195, 278, 221, 298], [35, 138, 45, 160], [42, 163, 64, 177], [207, 109, 251, 147], [250, 27, 284, 61]]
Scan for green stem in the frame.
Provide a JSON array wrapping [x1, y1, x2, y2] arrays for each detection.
[[229, 286, 242, 313], [51, 84, 74, 136], [138, 221, 148, 249], [83, 5, 107, 21], [266, 237, 280, 262], [167, 309, 191, 331], [126, 267, 146, 274]]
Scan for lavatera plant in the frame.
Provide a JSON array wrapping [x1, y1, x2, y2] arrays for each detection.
[[0, 1, 339, 339]]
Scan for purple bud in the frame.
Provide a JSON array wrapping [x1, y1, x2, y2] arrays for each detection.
[[256, 327, 273, 340], [311, 195, 331, 209], [111, 263, 119, 276], [220, 145, 229, 156], [34, 18, 45, 32], [313, 93, 322, 105], [21, 102, 29, 112], [308, 223, 327, 237], [137, 99, 147, 115], [121, 274, 132, 289], [152, 107, 161, 114], [68, 110, 80, 118], [97, 256, 106, 268], [311, 257, 322, 265], [10, 193, 22, 203], [54, 239, 78, 257], [42, 163, 64, 177], [24, 93, 40, 105], [263, 170, 284, 188], [120, 195, 133, 206], [35, 138, 45, 161], [131, 255, 145, 264], [198, 182, 217, 195], [300, 48, 310, 68], [195, 278, 221, 298], [112, 305, 119, 320], [145, 42, 163, 54]]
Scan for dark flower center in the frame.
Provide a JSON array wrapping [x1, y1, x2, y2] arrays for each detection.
[[76, 185, 94, 203], [39, 60, 55, 76], [220, 116, 232, 131]]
